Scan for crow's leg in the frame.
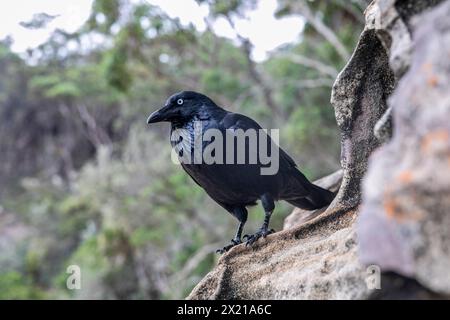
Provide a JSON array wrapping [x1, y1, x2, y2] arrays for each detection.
[[216, 207, 248, 254], [244, 194, 275, 246]]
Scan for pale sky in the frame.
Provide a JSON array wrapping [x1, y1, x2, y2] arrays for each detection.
[[0, 0, 304, 61]]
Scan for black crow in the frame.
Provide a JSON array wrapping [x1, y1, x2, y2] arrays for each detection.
[[147, 91, 335, 253]]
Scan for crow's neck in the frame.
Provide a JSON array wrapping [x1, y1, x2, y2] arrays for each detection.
[[171, 107, 227, 130]]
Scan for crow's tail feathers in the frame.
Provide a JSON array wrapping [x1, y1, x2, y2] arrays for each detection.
[[287, 169, 336, 210], [288, 183, 335, 210]]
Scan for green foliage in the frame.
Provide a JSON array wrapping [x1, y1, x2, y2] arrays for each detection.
[[211, 0, 245, 15], [102, 46, 132, 92], [45, 81, 81, 98], [130, 226, 162, 247], [89, 0, 121, 32], [29, 74, 60, 88], [201, 69, 246, 100], [0, 272, 46, 299], [199, 0, 257, 17]]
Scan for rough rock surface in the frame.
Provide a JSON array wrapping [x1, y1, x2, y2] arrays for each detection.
[[330, 4, 395, 208], [188, 0, 449, 300], [358, 0, 450, 295], [189, 207, 367, 299]]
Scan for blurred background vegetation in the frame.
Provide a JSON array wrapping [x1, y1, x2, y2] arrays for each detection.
[[0, 0, 365, 299]]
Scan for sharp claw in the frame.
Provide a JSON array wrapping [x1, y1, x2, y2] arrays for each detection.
[[231, 239, 240, 245], [243, 228, 276, 246], [217, 238, 243, 254]]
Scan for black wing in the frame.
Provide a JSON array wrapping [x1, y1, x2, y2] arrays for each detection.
[[220, 112, 312, 198], [220, 112, 299, 171]]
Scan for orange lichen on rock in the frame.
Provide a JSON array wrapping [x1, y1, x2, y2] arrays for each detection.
[[421, 129, 449, 153], [384, 197, 399, 220], [397, 170, 413, 184], [421, 62, 432, 71], [421, 62, 440, 86], [383, 193, 423, 222], [427, 75, 439, 86]]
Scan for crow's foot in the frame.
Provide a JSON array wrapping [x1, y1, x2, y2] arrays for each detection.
[[243, 228, 275, 246], [216, 238, 241, 254]]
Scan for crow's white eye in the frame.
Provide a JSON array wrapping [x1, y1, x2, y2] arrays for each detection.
[[177, 98, 184, 105]]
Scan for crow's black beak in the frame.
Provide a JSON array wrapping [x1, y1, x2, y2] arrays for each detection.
[[147, 110, 161, 124], [147, 106, 167, 124]]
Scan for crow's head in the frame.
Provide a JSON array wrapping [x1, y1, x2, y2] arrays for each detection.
[[147, 91, 220, 124]]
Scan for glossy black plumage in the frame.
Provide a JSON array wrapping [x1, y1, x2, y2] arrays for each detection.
[[147, 91, 335, 253]]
